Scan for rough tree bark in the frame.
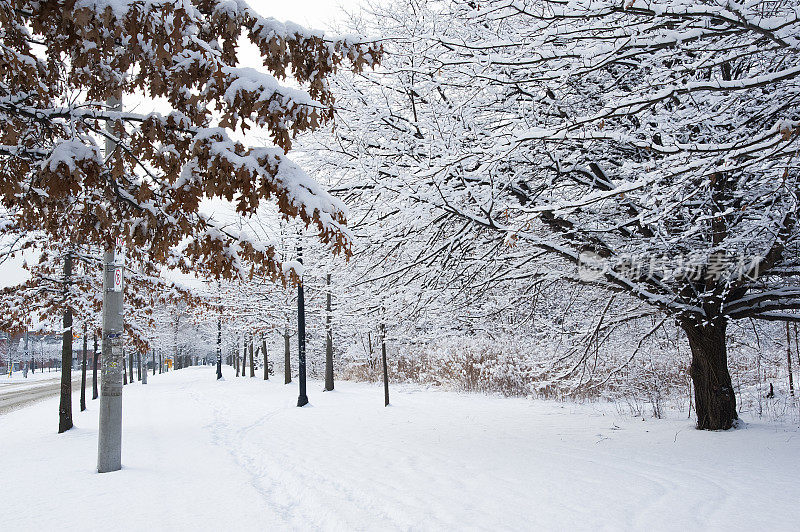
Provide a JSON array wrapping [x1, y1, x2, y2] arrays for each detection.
[[324, 273, 334, 391], [92, 332, 99, 400], [241, 339, 247, 377], [788, 322, 795, 396], [235, 340, 240, 377], [58, 251, 73, 433], [24, 330, 30, 374], [80, 323, 87, 412], [381, 323, 389, 407], [284, 329, 291, 384], [249, 334, 255, 377], [216, 318, 222, 380], [683, 319, 737, 430], [262, 335, 269, 380]]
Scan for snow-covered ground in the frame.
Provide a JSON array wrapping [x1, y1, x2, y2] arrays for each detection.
[[1, 366, 798, 531]]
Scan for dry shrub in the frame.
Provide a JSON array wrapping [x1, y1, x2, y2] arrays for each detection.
[[337, 322, 800, 423]]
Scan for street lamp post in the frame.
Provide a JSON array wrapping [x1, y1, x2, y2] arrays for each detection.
[[296, 246, 308, 407]]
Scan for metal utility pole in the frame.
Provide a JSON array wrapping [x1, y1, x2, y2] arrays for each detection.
[[296, 247, 308, 407], [324, 274, 334, 391], [97, 94, 124, 473], [97, 246, 123, 472]]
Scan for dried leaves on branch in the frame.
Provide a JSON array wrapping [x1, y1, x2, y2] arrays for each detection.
[[0, 0, 381, 281], [0, 238, 203, 353]]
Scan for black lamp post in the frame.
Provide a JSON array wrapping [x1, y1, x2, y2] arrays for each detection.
[[297, 246, 308, 407]]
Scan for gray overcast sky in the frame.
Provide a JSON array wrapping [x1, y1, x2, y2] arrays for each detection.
[[249, 0, 362, 30]]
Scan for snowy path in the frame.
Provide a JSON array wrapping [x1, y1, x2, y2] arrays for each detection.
[[1, 366, 798, 531]]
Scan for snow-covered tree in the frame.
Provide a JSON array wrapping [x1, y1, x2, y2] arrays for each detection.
[[307, 0, 800, 429], [0, 0, 381, 279]]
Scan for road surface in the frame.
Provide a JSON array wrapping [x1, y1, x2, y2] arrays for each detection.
[[0, 375, 83, 415]]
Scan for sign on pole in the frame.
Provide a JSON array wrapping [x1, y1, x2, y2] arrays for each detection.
[[112, 266, 123, 292], [114, 237, 126, 266]]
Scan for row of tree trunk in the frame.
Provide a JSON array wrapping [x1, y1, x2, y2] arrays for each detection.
[[232, 333, 272, 380], [221, 271, 393, 408], [57, 263, 391, 434]]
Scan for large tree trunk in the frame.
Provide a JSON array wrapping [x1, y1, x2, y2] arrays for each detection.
[[128, 350, 134, 382], [123, 352, 127, 385], [58, 252, 73, 433], [683, 319, 737, 430]]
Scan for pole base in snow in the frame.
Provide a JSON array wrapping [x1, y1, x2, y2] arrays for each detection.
[[297, 394, 308, 407], [97, 393, 122, 473]]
